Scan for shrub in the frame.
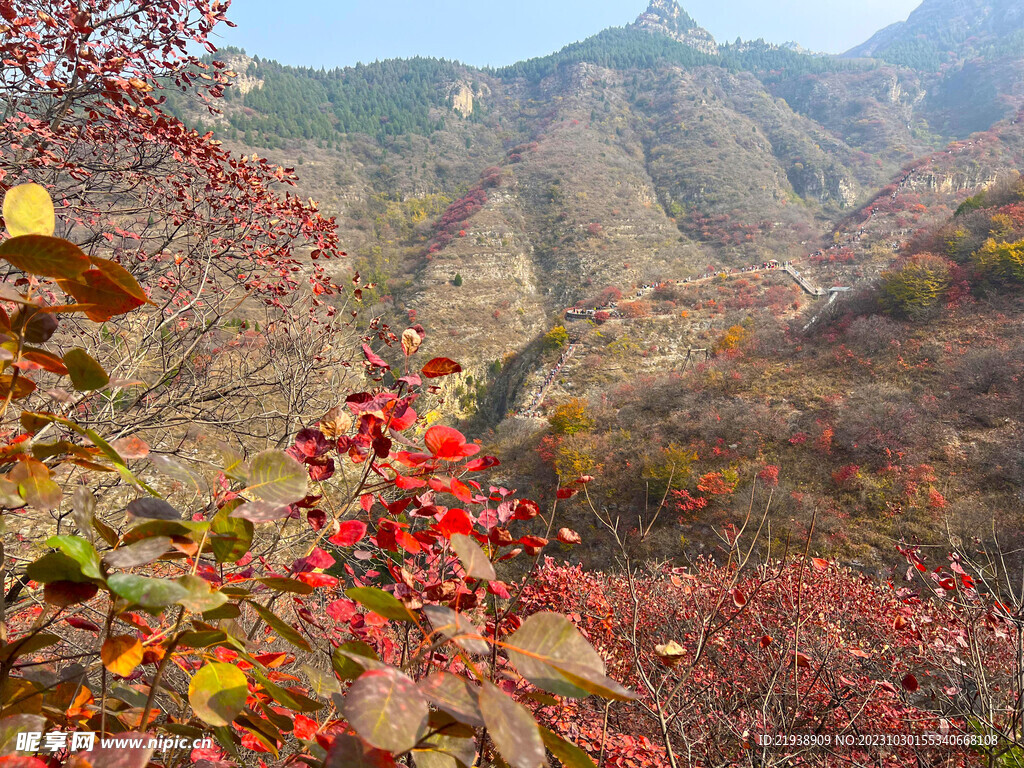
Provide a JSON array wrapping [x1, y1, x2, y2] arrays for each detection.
[[620, 300, 651, 318], [715, 324, 749, 353], [548, 398, 595, 435], [543, 325, 570, 350], [972, 237, 1024, 285], [879, 254, 953, 317]]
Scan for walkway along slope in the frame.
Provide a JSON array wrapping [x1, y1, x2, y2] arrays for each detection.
[[565, 260, 825, 321], [514, 261, 847, 421]]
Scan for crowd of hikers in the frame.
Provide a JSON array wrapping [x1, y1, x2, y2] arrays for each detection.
[[513, 342, 578, 419]]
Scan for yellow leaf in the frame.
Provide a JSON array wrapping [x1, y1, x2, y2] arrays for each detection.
[[3, 183, 55, 237], [100, 635, 144, 676]]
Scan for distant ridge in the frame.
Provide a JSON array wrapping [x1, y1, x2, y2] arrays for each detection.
[[845, 0, 1024, 64]]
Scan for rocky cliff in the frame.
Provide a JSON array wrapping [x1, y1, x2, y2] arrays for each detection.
[[632, 0, 719, 55]]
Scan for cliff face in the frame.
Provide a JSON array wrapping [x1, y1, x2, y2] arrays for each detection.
[[221, 52, 264, 96]]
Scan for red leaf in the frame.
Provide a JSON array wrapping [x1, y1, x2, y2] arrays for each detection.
[[424, 425, 479, 460], [511, 499, 540, 521], [436, 508, 473, 539], [428, 476, 451, 493], [450, 477, 473, 503], [396, 529, 421, 554], [303, 547, 335, 570], [811, 557, 829, 571], [296, 572, 338, 588], [295, 428, 330, 458], [386, 402, 417, 432], [555, 487, 578, 500], [393, 474, 427, 489], [730, 588, 747, 608], [394, 451, 432, 468], [330, 520, 367, 547], [0, 757, 50, 768], [464, 455, 500, 471], [901, 673, 919, 692], [421, 357, 462, 379], [362, 344, 390, 370], [66, 616, 101, 632], [326, 599, 357, 622], [520, 535, 548, 549]]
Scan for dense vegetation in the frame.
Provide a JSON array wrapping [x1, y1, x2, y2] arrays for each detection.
[[191, 30, 870, 145], [494, 28, 869, 84], [178, 53, 469, 143], [881, 174, 1024, 313]]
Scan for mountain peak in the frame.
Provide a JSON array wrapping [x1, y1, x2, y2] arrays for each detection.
[[633, 0, 719, 55]]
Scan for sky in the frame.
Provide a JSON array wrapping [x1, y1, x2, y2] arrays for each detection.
[[216, 0, 924, 70]]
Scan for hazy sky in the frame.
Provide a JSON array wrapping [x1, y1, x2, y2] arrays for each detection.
[[217, 0, 923, 69]]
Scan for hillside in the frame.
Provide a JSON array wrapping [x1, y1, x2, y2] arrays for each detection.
[[167, 0, 1024, 563], [844, 0, 1024, 134]]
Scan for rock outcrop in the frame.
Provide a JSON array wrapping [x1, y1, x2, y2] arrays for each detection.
[[632, 0, 718, 55]]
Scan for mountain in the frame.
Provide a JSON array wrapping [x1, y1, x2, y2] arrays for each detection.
[[173, 1, 1024, 414], [841, 0, 1024, 135], [632, 0, 718, 55], [845, 0, 1024, 66], [157, 0, 1024, 563]]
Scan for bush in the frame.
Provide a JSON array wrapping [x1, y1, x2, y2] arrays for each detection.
[[0, 75, 622, 768], [548, 398, 595, 435], [543, 325, 570, 350], [879, 254, 952, 317], [619, 300, 651, 318], [972, 237, 1024, 285], [715, 324, 749, 352]]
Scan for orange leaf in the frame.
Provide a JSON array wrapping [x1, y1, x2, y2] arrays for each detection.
[[100, 635, 143, 676], [421, 357, 462, 379], [557, 528, 581, 545]]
